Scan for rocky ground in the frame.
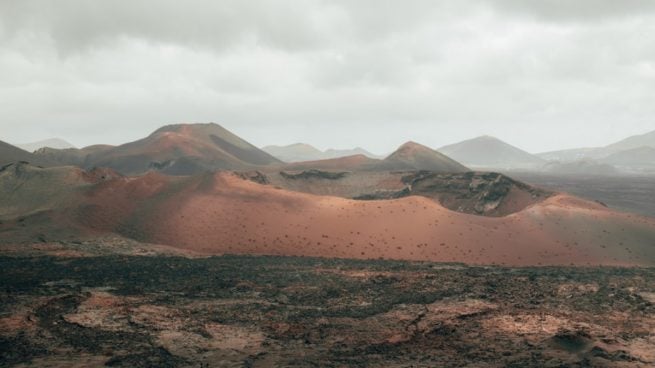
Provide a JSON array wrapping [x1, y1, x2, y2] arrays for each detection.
[[1, 254, 654, 367]]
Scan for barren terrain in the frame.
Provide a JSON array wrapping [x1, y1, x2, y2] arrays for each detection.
[[3, 163, 655, 266], [1, 254, 654, 367], [3, 124, 655, 367]]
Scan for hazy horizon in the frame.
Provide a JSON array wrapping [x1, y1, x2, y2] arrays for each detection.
[[6, 121, 655, 156], [1, 1, 654, 153]]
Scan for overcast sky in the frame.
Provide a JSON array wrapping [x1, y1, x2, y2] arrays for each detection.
[[1, 0, 654, 154]]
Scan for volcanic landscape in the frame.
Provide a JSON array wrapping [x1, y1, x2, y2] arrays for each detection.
[[2, 123, 655, 367]]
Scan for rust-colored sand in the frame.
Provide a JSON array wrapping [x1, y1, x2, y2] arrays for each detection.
[[78, 172, 655, 266]]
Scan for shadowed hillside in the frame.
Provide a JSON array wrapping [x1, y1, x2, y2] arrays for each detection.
[[0, 140, 53, 167]]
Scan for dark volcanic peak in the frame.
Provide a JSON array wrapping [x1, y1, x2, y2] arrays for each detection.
[[83, 122, 282, 175], [378, 141, 468, 172], [438, 135, 544, 169]]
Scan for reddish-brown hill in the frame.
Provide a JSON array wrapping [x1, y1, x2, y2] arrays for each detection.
[[2, 164, 654, 266], [275, 142, 468, 173], [83, 123, 282, 175], [375, 142, 469, 172]]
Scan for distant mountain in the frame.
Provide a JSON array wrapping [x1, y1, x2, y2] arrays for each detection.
[[279, 142, 467, 172], [262, 143, 325, 162], [83, 123, 282, 175], [543, 160, 618, 175], [604, 130, 655, 153], [16, 138, 75, 152], [282, 154, 380, 171], [537, 129, 655, 162], [323, 147, 383, 160], [263, 143, 382, 163], [376, 141, 468, 172], [438, 135, 545, 170], [0, 140, 53, 167], [34, 145, 114, 167], [536, 147, 606, 162], [602, 146, 655, 172]]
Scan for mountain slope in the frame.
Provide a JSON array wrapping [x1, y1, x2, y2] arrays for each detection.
[[0, 140, 53, 167], [537, 130, 655, 162], [34, 145, 114, 167], [376, 141, 468, 172], [85, 123, 282, 175], [438, 136, 545, 169], [602, 146, 655, 171], [604, 130, 655, 153]]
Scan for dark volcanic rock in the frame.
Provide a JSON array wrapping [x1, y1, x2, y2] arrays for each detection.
[[235, 170, 270, 185], [355, 171, 552, 217], [1, 256, 654, 367], [280, 169, 348, 180]]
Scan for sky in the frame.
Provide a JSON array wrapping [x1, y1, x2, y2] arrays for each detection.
[[0, 0, 654, 155]]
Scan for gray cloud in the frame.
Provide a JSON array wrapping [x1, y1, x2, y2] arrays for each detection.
[[0, 1, 654, 153], [0, 0, 336, 55], [483, 0, 655, 22]]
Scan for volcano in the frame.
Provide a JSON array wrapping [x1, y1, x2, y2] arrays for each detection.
[[375, 141, 468, 172], [82, 123, 282, 175]]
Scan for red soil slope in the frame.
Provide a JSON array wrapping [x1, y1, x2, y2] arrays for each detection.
[[2, 163, 654, 266], [74, 171, 655, 266], [376, 141, 468, 172]]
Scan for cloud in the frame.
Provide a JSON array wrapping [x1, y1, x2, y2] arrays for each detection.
[[0, 0, 333, 54], [0, 1, 654, 153], [482, 0, 655, 22]]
